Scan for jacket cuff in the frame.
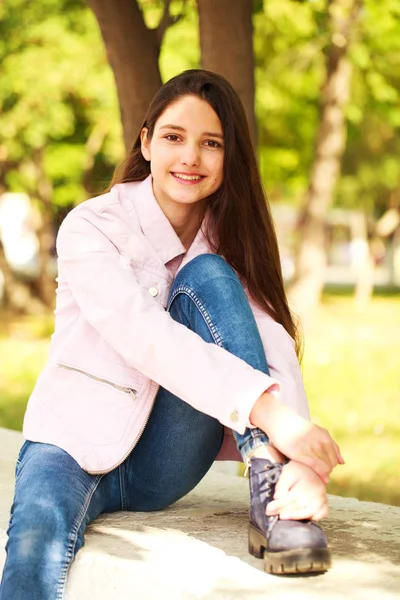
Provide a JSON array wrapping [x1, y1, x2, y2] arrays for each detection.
[[228, 379, 281, 434]]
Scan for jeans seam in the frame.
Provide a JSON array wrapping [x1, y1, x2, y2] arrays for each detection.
[[56, 474, 104, 600], [168, 271, 269, 462], [168, 286, 224, 347]]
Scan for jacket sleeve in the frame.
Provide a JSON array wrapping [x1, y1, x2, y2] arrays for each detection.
[[56, 212, 282, 434], [250, 301, 310, 421]]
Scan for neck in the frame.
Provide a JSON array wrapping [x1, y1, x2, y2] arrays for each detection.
[[159, 200, 208, 250]]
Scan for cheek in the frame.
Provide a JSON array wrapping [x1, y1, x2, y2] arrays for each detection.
[[149, 152, 171, 180], [149, 144, 171, 167], [206, 153, 224, 179], [214, 157, 224, 184]]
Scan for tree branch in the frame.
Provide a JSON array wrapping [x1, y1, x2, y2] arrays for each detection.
[[155, 0, 188, 47]]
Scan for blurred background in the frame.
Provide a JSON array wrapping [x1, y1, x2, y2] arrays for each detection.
[[0, 0, 399, 505]]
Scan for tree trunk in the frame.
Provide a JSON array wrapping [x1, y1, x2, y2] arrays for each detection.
[[35, 213, 56, 309], [289, 0, 362, 319], [350, 211, 374, 306], [0, 239, 46, 315], [32, 150, 57, 309], [197, 0, 257, 147], [82, 121, 107, 196], [88, 0, 163, 150]]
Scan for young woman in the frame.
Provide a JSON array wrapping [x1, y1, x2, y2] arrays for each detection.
[[0, 69, 343, 599]]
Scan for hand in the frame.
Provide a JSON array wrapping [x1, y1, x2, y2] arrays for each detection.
[[266, 461, 328, 521], [250, 392, 344, 483]]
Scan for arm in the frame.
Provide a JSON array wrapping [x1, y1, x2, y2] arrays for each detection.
[[250, 391, 343, 483], [249, 302, 343, 481], [248, 300, 310, 419], [56, 211, 279, 433]]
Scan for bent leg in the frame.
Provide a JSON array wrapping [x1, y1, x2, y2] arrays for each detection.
[[123, 254, 271, 511], [169, 254, 271, 459], [0, 441, 119, 600], [122, 384, 224, 511]]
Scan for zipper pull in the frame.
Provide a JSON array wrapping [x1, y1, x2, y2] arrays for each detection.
[[124, 388, 137, 400], [243, 457, 251, 478]]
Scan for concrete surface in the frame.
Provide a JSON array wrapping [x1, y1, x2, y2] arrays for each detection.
[[0, 428, 399, 599]]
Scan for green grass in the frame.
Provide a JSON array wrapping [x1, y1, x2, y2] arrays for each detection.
[[0, 312, 53, 430], [302, 293, 400, 506], [0, 293, 399, 506]]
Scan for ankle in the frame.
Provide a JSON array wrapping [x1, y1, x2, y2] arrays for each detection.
[[247, 444, 286, 464]]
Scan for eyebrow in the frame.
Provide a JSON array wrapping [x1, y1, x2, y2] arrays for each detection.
[[159, 124, 224, 139]]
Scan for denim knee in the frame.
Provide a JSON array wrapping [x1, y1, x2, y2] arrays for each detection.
[[173, 254, 237, 290], [167, 253, 271, 463]]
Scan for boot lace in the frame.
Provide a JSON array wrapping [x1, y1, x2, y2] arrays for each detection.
[[260, 461, 287, 538]]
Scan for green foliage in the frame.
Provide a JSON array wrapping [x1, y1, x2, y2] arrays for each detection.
[[0, 0, 201, 210], [139, 0, 200, 79], [253, 0, 400, 213], [159, 2, 200, 79], [254, 0, 326, 199], [303, 292, 400, 505], [0, 0, 123, 209], [340, 0, 400, 216], [0, 0, 399, 218]]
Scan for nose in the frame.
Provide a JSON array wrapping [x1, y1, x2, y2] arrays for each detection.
[[179, 143, 200, 167]]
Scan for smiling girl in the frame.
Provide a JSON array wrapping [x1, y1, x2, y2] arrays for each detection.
[[0, 70, 343, 599]]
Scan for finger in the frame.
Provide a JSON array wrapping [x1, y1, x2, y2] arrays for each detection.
[[299, 454, 330, 484], [320, 432, 340, 471], [320, 429, 345, 468], [268, 486, 312, 515], [279, 499, 323, 521], [312, 504, 329, 521], [311, 434, 336, 474], [279, 507, 313, 521], [319, 444, 336, 475], [334, 440, 345, 464], [282, 492, 328, 520], [266, 494, 297, 515]]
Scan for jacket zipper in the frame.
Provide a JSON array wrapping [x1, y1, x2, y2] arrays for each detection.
[[57, 364, 137, 400], [57, 363, 157, 475], [90, 395, 157, 475]]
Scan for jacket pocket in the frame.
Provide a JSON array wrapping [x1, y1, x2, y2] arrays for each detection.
[[57, 364, 137, 400]]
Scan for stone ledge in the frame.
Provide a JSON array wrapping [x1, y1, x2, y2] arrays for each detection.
[[0, 428, 399, 599]]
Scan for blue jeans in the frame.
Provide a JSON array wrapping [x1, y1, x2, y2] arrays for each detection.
[[0, 254, 270, 600]]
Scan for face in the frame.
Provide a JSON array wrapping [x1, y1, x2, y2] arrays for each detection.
[[140, 94, 224, 214]]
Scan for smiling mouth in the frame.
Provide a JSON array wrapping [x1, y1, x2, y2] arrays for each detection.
[[171, 172, 205, 182]]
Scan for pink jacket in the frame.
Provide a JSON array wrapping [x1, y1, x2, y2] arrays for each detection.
[[23, 176, 310, 474]]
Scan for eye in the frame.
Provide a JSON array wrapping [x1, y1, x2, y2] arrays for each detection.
[[204, 139, 223, 148], [165, 134, 181, 142]]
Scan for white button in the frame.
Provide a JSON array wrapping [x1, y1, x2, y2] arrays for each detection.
[[230, 410, 239, 423], [149, 286, 158, 297]]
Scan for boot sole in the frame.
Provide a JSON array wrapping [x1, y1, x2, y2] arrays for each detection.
[[248, 523, 331, 575]]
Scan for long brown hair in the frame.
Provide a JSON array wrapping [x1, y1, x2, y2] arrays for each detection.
[[110, 69, 300, 357]]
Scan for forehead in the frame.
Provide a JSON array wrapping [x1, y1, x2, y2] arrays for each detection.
[[155, 95, 222, 132]]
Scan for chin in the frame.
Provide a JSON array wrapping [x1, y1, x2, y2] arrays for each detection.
[[174, 195, 206, 206], [170, 188, 208, 204]]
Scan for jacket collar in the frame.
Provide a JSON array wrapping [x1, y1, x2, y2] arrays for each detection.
[[122, 175, 211, 267]]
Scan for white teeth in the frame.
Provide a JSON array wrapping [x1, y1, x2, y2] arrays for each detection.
[[173, 173, 202, 181]]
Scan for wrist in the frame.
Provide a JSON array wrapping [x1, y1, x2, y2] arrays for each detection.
[[247, 444, 287, 464], [249, 390, 282, 431]]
